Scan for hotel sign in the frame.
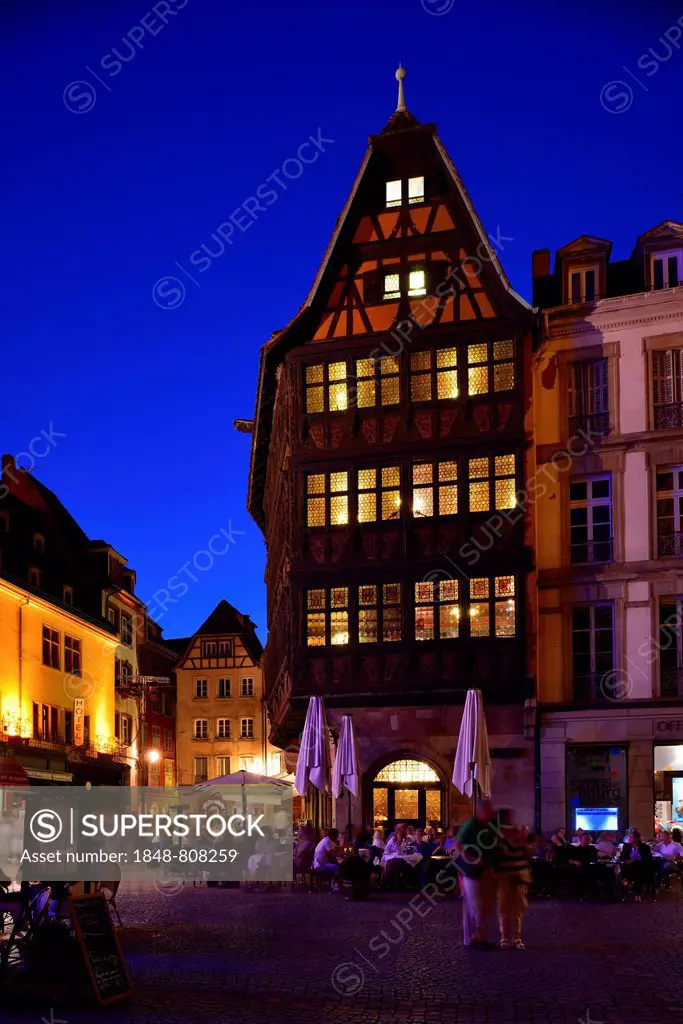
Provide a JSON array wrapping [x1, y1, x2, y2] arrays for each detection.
[[74, 698, 85, 746]]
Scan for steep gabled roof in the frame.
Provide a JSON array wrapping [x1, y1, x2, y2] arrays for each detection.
[[176, 599, 264, 664], [247, 92, 532, 528]]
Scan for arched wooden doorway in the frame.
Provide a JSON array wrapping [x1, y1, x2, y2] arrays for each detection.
[[370, 757, 444, 830]]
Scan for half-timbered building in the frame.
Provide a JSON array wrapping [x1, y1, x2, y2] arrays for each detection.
[[248, 70, 536, 829]]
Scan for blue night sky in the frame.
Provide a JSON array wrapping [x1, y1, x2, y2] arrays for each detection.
[[1, 0, 681, 641]]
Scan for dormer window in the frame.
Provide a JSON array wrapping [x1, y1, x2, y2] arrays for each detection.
[[63, 585, 74, 607], [651, 251, 681, 290], [33, 533, 45, 553], [28, 567, 40, 588], [384, 176, 425, 209], [569, 267, 597, 304]]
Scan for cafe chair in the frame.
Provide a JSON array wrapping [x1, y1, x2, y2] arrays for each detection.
[[0, 883, 52, 975]]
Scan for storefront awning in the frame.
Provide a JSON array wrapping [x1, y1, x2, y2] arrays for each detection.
[[0, 756, 30, 787]]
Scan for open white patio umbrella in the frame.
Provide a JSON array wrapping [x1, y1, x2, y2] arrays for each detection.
[[295, 696, 330, 796], [195, 770, 292, 817], [332, 713, 362, 841], [452, 688, 492, 814]]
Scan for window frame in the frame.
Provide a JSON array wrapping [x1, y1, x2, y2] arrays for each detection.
[[304, 361, 349, 414], [194, 678, 208, 700], [216, 718, 231, 739], [571, 603, 615, 700], [357, 465, 401, 523], [42, 625, 60, 670], [120, 613, 133, 647], [651, 250, 682, 290], [569, 474, 613, 565], [414, 579, 461, 641], [306, 469, 350, 528], [354, 354, 400, 409], [64, 635, 82, 677], [357, 583, 403, 643], [467, 453, 517, 514], [193, 719, 209, 740], [305, 587, 349, 647], [384, 175, 426, 208], [193, 756, 208, 783], [217, 677, 231, 699], [240, 718, 254, 739], [240, 677, 255, 697], [656, 466, 683, 557], [467, 339, 515, 397], [567, 358, 610, 438], [469, 576, 516, 638], [409, 346, 459, 403], [412, 459, 459, 518]]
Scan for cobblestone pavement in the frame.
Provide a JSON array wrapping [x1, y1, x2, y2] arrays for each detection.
[[3, 883, 683, 1023]]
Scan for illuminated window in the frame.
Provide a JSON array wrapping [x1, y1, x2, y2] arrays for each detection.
[[355, 355, 400, 408], [410, 348, 458, 402], [386, 180, 402, 207], [412, 460, 458, 517], [408, 268, 426, 297], [357, 466, 401, 523], [467, 339, 515, 396], [358, 583, 402, 642], [411, 350, 433, 402], [384, 273, 401, 300], [375, 759, 439, 783], [305, 362, 348, 413], [470, 576, 515, 637], [408, 176, 425, 204], [468, 454, 516, 512], [414, 579, 460, 640], [436, 347, 458, 399], [306, 587, 349, 646], [306, 470, 349, 527]]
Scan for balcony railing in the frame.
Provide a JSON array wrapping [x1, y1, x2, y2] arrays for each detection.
[[569, 413, 610, 440], [570, 539, 613, 565], [658, 532, 683, 557], [654, 403, 683, 430], [660, 668, 683, 697]]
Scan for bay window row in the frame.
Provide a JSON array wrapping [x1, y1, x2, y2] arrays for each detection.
[[306, 454, 517, 527], [305, 575, 516, 646], [304, 339, 515, 413]]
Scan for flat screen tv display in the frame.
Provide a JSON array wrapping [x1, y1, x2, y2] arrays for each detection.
[[575, 807, 619, 833]]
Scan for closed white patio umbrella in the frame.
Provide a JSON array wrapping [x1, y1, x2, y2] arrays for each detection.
[[295, 696, 330, 797], [332, 713, 362, 841], [453, 688, 492, 813]]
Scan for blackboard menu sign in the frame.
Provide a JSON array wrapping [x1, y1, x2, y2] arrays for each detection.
[[68, 895, 131, 1006]]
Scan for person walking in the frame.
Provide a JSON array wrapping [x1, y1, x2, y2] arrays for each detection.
[[455, 799, 500, 949], [494, 809, 531, 949]]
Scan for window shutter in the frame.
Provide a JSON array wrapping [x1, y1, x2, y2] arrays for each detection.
[[567, 363, 579, 417], [652, 350, 674, 407], [592, 359, 609, 414], [677, 350, 683, 406]]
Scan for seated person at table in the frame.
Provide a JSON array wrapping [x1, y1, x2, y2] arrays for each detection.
[[567, 833, 600, 897], [549, 827, 570, 864], [653, 830, 683, 886], [382, 825, 412, 889], [619, 830, 654, 902], [293, 824, 317, 875], [313, 828, 342, 886], [529, 834, 555, 895], [595, 832, 618, 862], [443, 827, 457, 854], [352, 825, 373, 853]]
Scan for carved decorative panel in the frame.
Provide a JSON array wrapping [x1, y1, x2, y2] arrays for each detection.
[[414, 411, 433, 439], [473, 404, 492, 433], [360, 419, 378, 445]]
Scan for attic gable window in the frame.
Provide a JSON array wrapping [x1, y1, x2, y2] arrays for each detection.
[[385, 180, 402, 207], [651, 251, 681, 290], [384, 273, 401, 300], [408, 176, 424, 204], [408, 268, 426, 297], [385, 176, 425, 208]]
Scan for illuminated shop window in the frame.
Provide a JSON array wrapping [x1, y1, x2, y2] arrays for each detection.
[[375, 759, 439, 783]]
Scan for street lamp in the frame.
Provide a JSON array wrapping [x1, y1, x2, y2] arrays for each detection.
[[146, 749, 161, 764]]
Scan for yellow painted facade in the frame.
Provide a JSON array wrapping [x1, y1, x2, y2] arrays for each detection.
[[176, 631, 281, 785], [0, 576, 118, 753]]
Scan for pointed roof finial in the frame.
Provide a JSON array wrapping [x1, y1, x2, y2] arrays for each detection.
[[395, 64, 407, 113]]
